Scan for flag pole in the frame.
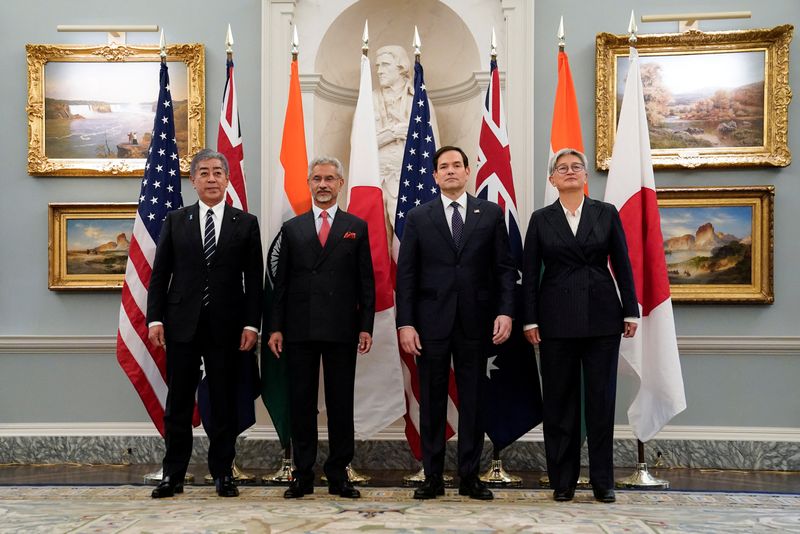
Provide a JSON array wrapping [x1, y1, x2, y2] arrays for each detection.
[[261, 23, 301, 485], [141, 29, 194, 486], [478, 27, 521, 488], [612, 12, 670, 490]]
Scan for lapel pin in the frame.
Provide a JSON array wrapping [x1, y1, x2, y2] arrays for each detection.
[[474, 209, 480, 213], [189, 214, 193, 220]]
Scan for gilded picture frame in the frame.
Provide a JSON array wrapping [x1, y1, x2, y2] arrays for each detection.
[[657, 186, 774, 304], [596, 25, 792, 170], [48, 203, 137, 290], [27, 43, 205, 177]]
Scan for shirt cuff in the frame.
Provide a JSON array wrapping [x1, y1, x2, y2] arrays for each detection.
[[397, 325, 415, 331], [523, 323, 538, 331], [624, 317, 639, 324], [148, 321, 163, 328], [244, 326, 259, 333]]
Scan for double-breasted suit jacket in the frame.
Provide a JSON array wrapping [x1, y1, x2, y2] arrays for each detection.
[[522, 197, 638, 338], [270, 209, 375, 342]]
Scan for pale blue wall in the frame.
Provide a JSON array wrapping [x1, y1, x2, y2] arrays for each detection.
[[1, 0, 798, 429]]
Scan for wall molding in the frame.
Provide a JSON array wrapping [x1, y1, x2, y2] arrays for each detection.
[[2, 335, 798, 355], [2, 422, 798, 443]]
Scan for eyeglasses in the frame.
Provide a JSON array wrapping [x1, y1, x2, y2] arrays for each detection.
[[554, 163, 586, 175]]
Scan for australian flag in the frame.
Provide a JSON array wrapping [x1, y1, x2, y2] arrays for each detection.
[[476, 58, 542, 451]]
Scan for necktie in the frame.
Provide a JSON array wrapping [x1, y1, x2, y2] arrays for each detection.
[[318, 210, 330, 246], [450, 201, 463, 247], [202, 209, 216, 306]]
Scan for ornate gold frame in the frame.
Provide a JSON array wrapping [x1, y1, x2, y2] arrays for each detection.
[[596, 25, 792, 170], [27, 43, 205, 176], [657, 186, 774, 304], [48, 203, 137, 290]]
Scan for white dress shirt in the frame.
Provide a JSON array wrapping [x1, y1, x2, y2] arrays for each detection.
[[441, 192, 467, 235], [311, 203, 339, 232]]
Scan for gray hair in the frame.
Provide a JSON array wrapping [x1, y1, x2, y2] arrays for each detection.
[[190, 148, 229, 176], [548, 148, 588, 176], [308, 156, 344, 179], [375, 45, 411, 78]]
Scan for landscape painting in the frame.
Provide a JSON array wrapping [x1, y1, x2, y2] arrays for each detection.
[[49, 203, 137, 290], [617, 51, 765, 151], [65, 217, 133, 276], [595, 26, 792, 169], [656, 187, 774, 304], [661, 205, 752, 285], [27, 43, 205, 176], [44, 62, 189, 161]]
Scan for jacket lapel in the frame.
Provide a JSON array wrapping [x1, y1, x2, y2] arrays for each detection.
[[542, 199, 587, 262], [300, 210, 323, 256], [184, 203, 204, 265], [575, 197, 600, 245], [458, 195, 483, 256], [427, 199, 458, 254], [212, 204, 238, 265]]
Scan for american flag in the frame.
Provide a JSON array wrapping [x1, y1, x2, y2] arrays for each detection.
[[116, 62, 185, 436], [218, 58, 248, 211], [394, 59, 458, 460], [475, 58, 542, 451]]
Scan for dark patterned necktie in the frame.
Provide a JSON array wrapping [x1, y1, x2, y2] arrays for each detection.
[[202, 209, 216, 306], [450, 201, 463, 247]]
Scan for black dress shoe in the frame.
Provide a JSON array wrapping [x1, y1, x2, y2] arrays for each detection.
[[553, 487, 576, 502], [413, 474, 445, 499], [151, 477, 183, 499], [593, 487, 616, 503], [284, 480, 314, 499], [458, 476, 494, 500], [215, 476, 239, 497], [328, 480, 361, 498]]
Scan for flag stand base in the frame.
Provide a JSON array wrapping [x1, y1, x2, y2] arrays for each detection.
[[321, 465, 371, 485], [538, 474, 591, 489], [262, 458, 294, 485], [615, 463, 669, 489], [480, 459, 523, 487], [143, 468, 195, 485], [203, 462, 257, 485], [402, 467, 454, 486]]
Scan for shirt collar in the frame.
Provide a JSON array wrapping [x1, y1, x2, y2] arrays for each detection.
[[312, 203, 339, 220], [559, 196, 585, 218], [441, 192, 467, 211], [199, 200, 226, 220]]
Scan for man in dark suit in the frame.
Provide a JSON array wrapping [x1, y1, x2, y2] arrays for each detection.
[[147, 149, 263, 499], [522, 147, 639, 503], [396, 146, 516, 500], [267, 156, 375, 500]]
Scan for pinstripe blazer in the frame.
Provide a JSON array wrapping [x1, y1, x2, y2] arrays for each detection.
[[521, 197, 639, 339]]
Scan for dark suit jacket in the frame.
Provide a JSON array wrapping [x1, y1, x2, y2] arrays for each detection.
[[270, 209, 375, 343], [395, 194, 516, 341], [147, 202, 264, 344], [522, 197, 639, 339]]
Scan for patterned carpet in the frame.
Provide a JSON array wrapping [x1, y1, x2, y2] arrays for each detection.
[[1, 486, 798, 533]]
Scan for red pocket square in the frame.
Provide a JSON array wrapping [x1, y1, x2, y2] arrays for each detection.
[[344, 231, 357, 239]]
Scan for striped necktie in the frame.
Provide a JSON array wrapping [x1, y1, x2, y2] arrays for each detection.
[[202, 209, 216, 306]]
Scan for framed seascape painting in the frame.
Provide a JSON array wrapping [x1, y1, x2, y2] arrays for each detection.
[[27, 43, 205, 176], [658, 186, 774, 304], [48, 203, 137, 290], [596, 25, 792, 169]]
